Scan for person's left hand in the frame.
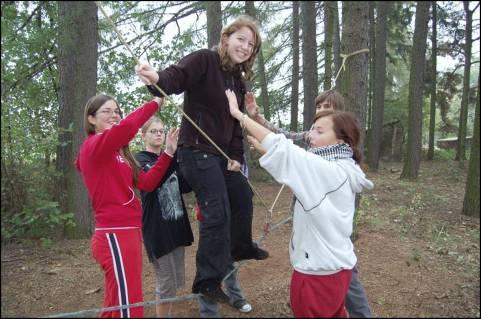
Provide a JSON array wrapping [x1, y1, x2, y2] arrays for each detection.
[[165, 128, 180, 156], [227, 160, 241, 172]]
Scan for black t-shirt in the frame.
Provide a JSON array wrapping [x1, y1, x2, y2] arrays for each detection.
[[135, 151, 194, 262]]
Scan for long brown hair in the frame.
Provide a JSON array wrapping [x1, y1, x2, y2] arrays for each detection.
[[83, 94, 141, 186], [312, 110, 364, 167], [216, 15, 262, 81]]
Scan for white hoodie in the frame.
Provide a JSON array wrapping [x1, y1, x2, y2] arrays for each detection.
[[260, 133, 374, 275]]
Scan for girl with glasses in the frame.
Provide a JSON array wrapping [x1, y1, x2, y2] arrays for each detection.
[[135, 116, 194, 318], [76, 94, 178, 317]]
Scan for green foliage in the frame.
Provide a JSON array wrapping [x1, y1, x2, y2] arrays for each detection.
[[2, 1, 479, 240], [429, 148, 456, 161], [2, 200, 76, 241]]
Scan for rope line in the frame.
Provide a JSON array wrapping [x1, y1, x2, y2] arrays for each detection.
[[46, 293, 199, 318], [95, 1, 272, 217], [332, 48, 370, 89], [45, 215, 293, 318], [41, 4, 370, 318]]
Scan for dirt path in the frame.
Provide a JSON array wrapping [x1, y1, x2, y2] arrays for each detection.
[[1, 161, 479, 317]]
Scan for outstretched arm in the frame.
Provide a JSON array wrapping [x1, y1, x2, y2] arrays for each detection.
[[225, 89, 271, 144]]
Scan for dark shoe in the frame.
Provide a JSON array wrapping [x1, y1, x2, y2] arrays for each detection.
[[253, 246, 269, 260], [232, 245, 269, 261], [201, 286, 230, 304]]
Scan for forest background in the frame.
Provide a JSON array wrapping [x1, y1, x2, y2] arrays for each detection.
[[1, 1, 480, 317]]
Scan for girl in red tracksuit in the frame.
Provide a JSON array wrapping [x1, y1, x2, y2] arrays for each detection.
[[76, 94, 178, 318]]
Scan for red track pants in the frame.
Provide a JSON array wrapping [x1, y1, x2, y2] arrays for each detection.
[[92, 228, 143, 318]]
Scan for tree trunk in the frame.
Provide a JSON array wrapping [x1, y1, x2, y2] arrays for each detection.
[[57, 1, 97, 237], [332, 1, 341, 89], [339, 2, 369, 142], [290, 1, 300, 132], [400, 1, 430, 180], [246, 2, 270, 121], [301, 1, 318, 130], [455, 1, 472, 162], [427, 1, 437, 160], [324, 1, 334, 90], [367, 1, 375, 131], [367, 1, 389, 171], [462, 71, 480, 217], [205, 1, 222, 49]]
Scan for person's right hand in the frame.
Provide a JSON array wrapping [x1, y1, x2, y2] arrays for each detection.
[[225, 89, 243, 120], [135, 62, 159, 85], [245, 92, 258, 117]]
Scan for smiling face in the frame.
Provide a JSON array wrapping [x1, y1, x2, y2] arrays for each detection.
[[308, 115, 344, 148], [87, 99, 121, 133], [225, 26, 255, 65]]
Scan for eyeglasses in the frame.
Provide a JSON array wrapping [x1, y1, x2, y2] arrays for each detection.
[[149, 129, 166, 135], [97, 109, 121, 116]]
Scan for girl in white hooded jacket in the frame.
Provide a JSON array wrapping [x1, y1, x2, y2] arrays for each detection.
[[225, 89, 374, 318]]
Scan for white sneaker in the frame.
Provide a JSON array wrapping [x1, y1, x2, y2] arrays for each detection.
[[238, 302, 252, 313]]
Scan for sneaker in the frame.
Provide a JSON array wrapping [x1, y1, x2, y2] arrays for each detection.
[[233, 300, 253, 313], [201, 286, 230, 304]]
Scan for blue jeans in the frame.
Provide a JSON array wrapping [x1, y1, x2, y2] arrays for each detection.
[[198, 263, 246, 318], [177, 148, 232, 294], [345, 265, 372, 318]]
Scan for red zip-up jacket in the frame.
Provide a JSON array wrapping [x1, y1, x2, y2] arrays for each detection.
[[76, 99, 173, 228]]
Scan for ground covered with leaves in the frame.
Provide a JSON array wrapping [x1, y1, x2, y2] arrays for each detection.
[[1, 160, 479, 317]]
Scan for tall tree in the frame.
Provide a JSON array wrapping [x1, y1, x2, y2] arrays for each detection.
[[367, 1, 390, 171], [401, 1, 430, 180], [455, 1, 473, 162], [367, 1, 375, 132], [205, 1, 222, 49], [245, 1, 270, 121], [462, 71, 480, 217], [323, 1, 334, 90], [57, 1, 97, 236], [339, 2, 369, 139], [290, 1, 300, 132], [332, 1, 341, 89], [301, 1, 318, 130], [427, 1, 437, 160]]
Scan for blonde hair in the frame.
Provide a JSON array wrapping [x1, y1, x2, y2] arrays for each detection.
[[216, 15, 262, 81]]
